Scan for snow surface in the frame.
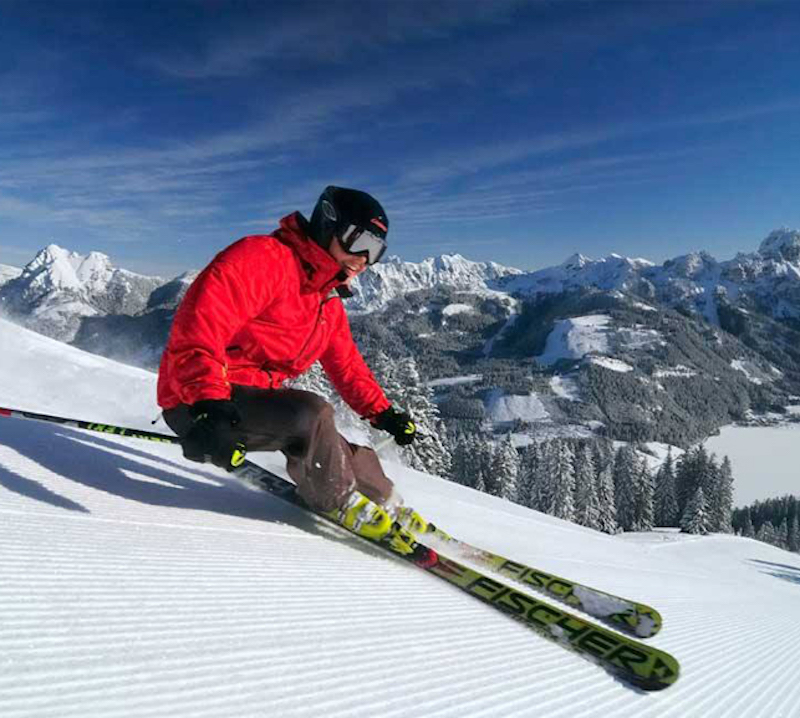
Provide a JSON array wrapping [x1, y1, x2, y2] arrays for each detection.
[[536, 315, 657, 372], [484, 389, 550, 424], [730, 359, 766, 385], [4, 318, 800, 716], [441, 303, 476, 317], [536, 314, 611, 365], [550, 374, 581, 402], [426, 374, 483, 389], [588, 356, 635, 373], [654, 365, 697, 378]]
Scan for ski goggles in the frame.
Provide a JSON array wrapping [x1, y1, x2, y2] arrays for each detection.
[[340, 224, 387, 265]]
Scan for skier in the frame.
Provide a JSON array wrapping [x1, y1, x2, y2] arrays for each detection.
[[157, 186, 426, 551]]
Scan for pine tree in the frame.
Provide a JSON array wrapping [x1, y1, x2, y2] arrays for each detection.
[[531, 441, 555, 513], [457, 433, 494, 494], [370, 353, 451, 477], [573, 443, 601, 530], [550, 441, 576, 522], [516, 443, 539, 509], [741, 510, 755, 539], [449, 433, 472, 487], [777, 518, 790, 550], [675, 446, 708, 519], [716, 456, 735, 534], [701, 453, 724, 532], [492, 434, 520, 502], [473, 467, 486, 494], [595, 459, 618, 535], [788, 516, 800, 553], [654, 450, 680, 527], [591, 439, 615, 476], [480, 438, 499, 496], [632, 459, 655, 532], [756, 521, 777, 546], [614, 445, 641, 532], [681, 486, 710, 535]]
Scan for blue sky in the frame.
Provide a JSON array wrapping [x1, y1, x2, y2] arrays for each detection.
[[1, 0, 799, 276]]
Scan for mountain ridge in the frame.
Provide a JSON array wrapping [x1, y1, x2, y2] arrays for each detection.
[[3, 230, 799, 446]]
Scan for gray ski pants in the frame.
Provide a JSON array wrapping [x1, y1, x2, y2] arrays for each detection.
[[163, 384, 394, 513]]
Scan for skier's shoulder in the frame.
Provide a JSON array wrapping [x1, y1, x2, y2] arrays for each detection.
[[216, 234, 291, 267]]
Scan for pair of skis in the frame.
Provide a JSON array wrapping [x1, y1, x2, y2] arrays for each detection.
[[231, 461, 679, 692], [0, 407, 680, 691]]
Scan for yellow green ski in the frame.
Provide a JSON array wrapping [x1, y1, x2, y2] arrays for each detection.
[[423, 524, 662, 638]]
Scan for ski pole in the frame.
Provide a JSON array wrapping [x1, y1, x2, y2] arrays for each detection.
[[0, 407, 422, 453], [0, 405, 251, 468], [0, 406, 180, 445], [0, 406, 422, 456]]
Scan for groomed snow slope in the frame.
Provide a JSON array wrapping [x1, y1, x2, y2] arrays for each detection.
[[2, 317, 800, 717]]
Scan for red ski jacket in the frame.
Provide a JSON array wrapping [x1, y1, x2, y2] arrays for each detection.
[[157, 212, 391, 419]]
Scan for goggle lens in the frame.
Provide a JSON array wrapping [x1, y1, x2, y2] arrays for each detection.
[[340, 225, 387, 265]]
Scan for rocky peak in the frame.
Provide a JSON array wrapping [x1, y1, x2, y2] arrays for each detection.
[[663, 251, 718, 279], [759, 228, 800, 265], [0, 244, 164, 342], [20, 244, 115, 299], [561, 253, 591, 271]]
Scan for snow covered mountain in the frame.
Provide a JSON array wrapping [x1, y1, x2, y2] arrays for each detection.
[[502, 228, 800, 327], [347, 253, 522, 313], [3, 230, 799, 446], [5, 229, 798, 344], [0, 245, 521, 345], [0, 262, 22, 286], [0, 244, 164, 342], [3, 315, 800, 716]]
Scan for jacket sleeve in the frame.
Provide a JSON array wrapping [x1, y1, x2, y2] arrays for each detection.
[[165, 239, 278, 405], [319, 301, 391, 420]]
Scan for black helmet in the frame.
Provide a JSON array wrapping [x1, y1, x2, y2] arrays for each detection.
[[308, 186, 389, 264]]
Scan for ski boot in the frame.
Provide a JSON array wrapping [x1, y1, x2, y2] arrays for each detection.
[[394, 506, 429, 536], [325, 491, 418, 556], [382, 488, 429, 536]]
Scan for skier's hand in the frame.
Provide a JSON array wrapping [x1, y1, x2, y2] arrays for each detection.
[[182, 399, 247, 471], [372, 406, 417, 446]]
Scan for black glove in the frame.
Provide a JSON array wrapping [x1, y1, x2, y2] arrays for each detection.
[[372, 406, 417, 446], [182, 399, 247, 471]]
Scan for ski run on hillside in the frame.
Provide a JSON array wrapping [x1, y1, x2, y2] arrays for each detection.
[[3, 318, 800, 716]]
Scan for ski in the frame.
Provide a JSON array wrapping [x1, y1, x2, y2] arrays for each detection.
[[0, 407, 680, 691], [421, 524, 662, 638], [232, 461, 680, 691]]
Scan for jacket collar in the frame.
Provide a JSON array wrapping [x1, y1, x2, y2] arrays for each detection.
[[275, 212, 348, 295]]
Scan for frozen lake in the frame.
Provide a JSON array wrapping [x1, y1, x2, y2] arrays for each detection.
[[705, 411, 800, 507]]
